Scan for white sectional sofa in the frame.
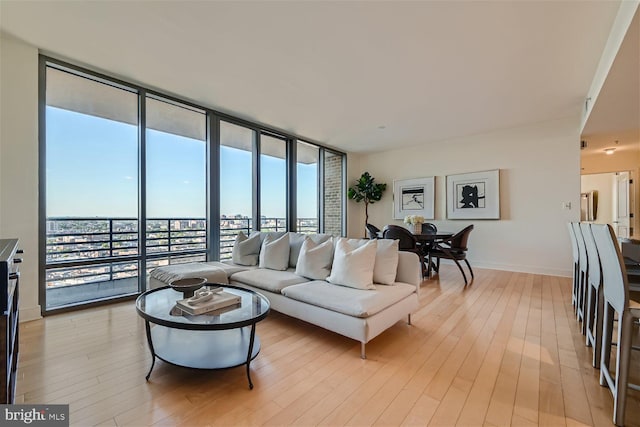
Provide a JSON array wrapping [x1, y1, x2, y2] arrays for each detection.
[[149, 231, 421, 358]]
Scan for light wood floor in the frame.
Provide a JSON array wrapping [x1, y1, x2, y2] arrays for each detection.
[[18, 266, 640, 426]]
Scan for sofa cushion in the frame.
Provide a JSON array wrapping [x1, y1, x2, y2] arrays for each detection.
[[289, 232, 332, 268], [210, 261, 258, 276], [327, 238, 377, 290], [295, 237, 334, 280], [149, 262, 229, 285], [281, 280, 417, 318], [231, 232, 261, 266], [340, 238, 399, 285], [259, 233, 290, 271], [373, 239, 399, 285], [230, 268, 308, 293]]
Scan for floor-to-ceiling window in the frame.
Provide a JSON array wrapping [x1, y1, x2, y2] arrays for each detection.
[[297, 141, 320, 233], [41, 56, 346, 313], [44, 66, 140, 309], [259, 133, 288, 232], [145, 96, 207, 274], [219, 120, 255, 259]]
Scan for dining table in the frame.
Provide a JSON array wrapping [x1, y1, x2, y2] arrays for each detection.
[[411, 230, 454, 276], [412, 230, 454, 244], [621, 238, 640, 291], [620, 237, 640, 264]]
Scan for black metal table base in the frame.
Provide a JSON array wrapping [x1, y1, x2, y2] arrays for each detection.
[[144, 322, 260, 389]]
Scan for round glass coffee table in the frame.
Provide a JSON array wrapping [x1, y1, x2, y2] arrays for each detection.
[[135, 284, 270, 389]]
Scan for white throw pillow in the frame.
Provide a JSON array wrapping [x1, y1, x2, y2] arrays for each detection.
[[252, 231, 286, 245], [231, 232, 261, 266], [288, 232, 332, 267], [373, 239, 399, 285], [295, 237, 334, 280], [288, 233, 307, 267], [338, 238, 399, 285], [259, 233, 290, 271], [327, 238, 377, 290]]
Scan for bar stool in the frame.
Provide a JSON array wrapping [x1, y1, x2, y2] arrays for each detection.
[[591, 224, 640, 426], [580, 222, 603, 367], [567, 223, 580, 311], [573, 222, 588, 334]]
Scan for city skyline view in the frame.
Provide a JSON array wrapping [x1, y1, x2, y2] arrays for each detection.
[[46, 106, 319, 219]]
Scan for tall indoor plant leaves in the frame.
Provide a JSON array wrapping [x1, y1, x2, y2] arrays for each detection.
[[347, 172, 387, 237]]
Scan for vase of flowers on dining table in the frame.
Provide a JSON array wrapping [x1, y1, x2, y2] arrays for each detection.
[[404, 215, 425, 234]]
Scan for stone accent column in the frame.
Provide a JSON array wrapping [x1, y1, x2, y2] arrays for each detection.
[[324, 152, 343, 237]]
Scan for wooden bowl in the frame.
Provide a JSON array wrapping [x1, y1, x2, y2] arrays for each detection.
[[169, 277, 207, 298]]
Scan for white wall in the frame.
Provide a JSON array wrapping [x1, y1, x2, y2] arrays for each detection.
[[354, 118, 581, 277], [0, 33, 41, 321]]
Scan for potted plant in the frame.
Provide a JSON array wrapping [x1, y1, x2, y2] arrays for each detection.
[[347, 172, 387, 237]]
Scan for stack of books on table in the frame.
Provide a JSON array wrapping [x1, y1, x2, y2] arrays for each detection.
[[176, 291, 241, 315]]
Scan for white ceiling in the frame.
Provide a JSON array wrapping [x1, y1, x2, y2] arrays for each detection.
[[0, 1, 625, 153]]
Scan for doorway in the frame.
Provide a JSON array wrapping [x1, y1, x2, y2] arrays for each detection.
[[580, 171, 635, 237]]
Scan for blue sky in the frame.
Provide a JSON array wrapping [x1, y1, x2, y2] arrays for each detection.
[[46, 107, 318, 219]]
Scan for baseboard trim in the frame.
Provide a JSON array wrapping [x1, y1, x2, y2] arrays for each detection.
[[20, 305, 42, 322], [437, 259, 572, 278]]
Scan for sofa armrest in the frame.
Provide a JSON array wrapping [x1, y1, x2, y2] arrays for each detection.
[[396, 251, 421, 291]]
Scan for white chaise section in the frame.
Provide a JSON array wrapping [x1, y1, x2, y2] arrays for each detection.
[[148, 262, 228, 289], [148, 260, 256, 289], [281, 281, 417, 318], [230, 251, 421, 358]]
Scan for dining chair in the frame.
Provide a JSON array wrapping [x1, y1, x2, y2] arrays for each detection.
[[366, 223, 381, 240], [421, 223, 437, 234], [580, 222, 603, 367], [573, 222, 588, 334], [382, 225, 426, 277], [591, 223, 640, 426], [419, 223, 438, 264], [567, 222, 580, 312], [428, 225, 474, 286]]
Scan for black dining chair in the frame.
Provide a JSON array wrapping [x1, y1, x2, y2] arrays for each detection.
[[382, 225, 426, 277], [428, 225, 474, 285], [366, 223, 381, 240], [419, 223, 438, 272], [421, 223, 437, 234]]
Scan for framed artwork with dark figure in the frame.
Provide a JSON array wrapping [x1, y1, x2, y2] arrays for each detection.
[[393, 176, 435, 220], [446, 170, 500, 219]]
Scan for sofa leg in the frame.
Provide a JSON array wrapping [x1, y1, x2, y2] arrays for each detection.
[[407, 313, 412, 325], [361, 342, 366, 359]]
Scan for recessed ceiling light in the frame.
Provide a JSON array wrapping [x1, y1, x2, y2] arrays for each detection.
[[604, 148, 616, 155], [377, 125, 386, 129]]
